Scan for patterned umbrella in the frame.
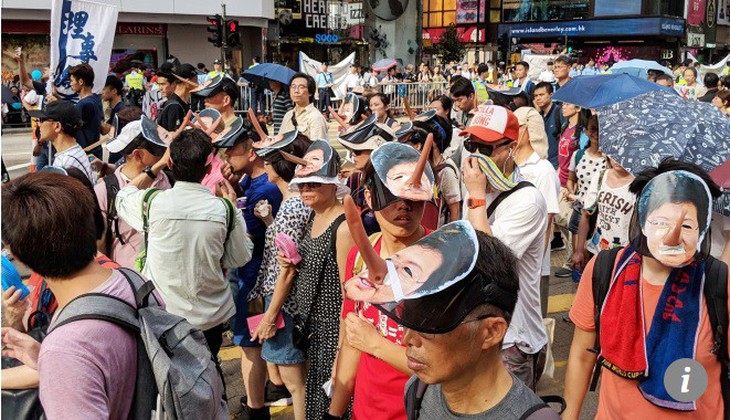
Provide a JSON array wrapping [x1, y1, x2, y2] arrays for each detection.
[[598, 89, 730, 215], [372, 58, 397, 72]]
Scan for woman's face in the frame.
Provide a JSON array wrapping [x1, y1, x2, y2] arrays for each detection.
[[295, 148, 326, 177], [299, 182, 336, 208], [712, 95, 726, 109], [344, 244, 443, 303], [263, 160, 280, 183], [385, 162, 433, 202], [562, 103, 580, 118], [643, 202, 700, 267], [586, 121, 599, 144], [352, 149, 372, 170], [370, 97, 387, 119], [373, 197, 425, 238]]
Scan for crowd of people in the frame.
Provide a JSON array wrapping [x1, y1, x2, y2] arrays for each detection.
[[1, 50, 729, 420]]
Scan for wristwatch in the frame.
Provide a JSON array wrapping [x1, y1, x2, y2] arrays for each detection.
[[143, 165, 157, 180], [467, 197, 487, 209]]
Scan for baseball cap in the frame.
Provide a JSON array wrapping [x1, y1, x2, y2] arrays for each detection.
[[105, 120, 143, 153], [460, 105, 519, 143], [28, 100, 82, 128], [213, 59, 222, 65], [174, 63, 200, 80], [192, 75, 240, 103]]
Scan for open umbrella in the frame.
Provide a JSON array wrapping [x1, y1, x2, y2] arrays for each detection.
[[597, 89, 730, 215], [372, 58, 397, 72], [609, 59, 673, 79], [242, 63, 297, 89], [552, 74, 677, 109]]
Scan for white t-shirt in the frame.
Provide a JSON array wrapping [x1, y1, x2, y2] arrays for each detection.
[[710, 212, 730, 259], [53, 144, 96, 183], [437, 158, 462, 227], [518, 152, 560, 276], [464, 184, 549, 354], [584, 170, 635, 253]]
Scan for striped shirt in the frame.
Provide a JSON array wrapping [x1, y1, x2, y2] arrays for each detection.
[[53, 144, 97, 183], [272, 91, 294, 135]]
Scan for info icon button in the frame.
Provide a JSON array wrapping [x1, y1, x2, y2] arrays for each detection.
[[663, 358, 708, 403]]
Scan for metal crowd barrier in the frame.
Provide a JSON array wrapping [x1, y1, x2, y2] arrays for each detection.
[[237, 82, 450, 118]]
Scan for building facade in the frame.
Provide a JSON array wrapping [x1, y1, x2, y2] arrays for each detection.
[[2, 0, 274, 76]]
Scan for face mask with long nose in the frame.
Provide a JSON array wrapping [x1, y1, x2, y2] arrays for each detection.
[[342, 195, 478, 304]]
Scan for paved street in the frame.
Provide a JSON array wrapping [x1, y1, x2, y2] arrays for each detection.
[[2, 123, 598, 419]]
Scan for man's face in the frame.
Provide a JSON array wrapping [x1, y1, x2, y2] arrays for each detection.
[[38, 119, 60, 143], [289, 77, 310, 105], [224, 142, 254, 172], [452, 94, 473, 113], [514, 65, 527, 79], [214, 63, 222, 72], [553, 61, 570, 80], [402, 314, 490, 384], [322, 64, 329, 72], [683, 69, 696, 85], [157, 77, 175, 98], [101, 85, 116, 101], [69, 75, 82, 93], [130, 148, 162, 167], [533, 87, 552, 108], [205, 91, 229, 112], [656, 78, 674, 88]]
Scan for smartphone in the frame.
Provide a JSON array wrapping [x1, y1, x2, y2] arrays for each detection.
[[2, 255, 30, 300]]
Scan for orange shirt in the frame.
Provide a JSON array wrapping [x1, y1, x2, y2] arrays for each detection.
[[570, 250, 729, 420]]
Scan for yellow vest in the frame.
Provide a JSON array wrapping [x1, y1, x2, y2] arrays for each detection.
[[125, 71, 144, 90], [474, 80, 489, 103], [208, 71, 224, 79]]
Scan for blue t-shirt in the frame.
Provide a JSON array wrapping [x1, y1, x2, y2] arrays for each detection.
[[235, 173, 283, 288], [75, 94, 104, 158], [542, 102, 566, 168]]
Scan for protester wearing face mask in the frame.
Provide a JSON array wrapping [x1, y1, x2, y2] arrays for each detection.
[[326, 141, 435, 420], [461, 105, 550, 390], [564, 158, 728, 420]]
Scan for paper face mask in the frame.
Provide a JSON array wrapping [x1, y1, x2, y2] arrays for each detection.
[[293, 139, 338, 178], [342, 206, 478, 304], [369, 141, 435, 210], [140, 114, 175, 147], [638, 170, 713, 267], [337, 112, 395, 151], [253, 129, 301, 159]]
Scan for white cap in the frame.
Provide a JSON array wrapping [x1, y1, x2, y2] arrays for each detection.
[[105, 120, 142, 153]]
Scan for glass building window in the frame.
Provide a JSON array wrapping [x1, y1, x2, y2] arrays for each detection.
[[423, 0, 458, 28], [502, 0, 590, 22]]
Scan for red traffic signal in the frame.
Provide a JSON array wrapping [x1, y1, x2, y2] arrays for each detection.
[[225, 19, 240, 48], [207, 15, 223, 48]]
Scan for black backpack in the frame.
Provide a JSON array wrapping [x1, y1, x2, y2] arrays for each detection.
[[589, 248, 730, 417]]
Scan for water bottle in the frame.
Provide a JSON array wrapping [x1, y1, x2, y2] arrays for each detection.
[[236, 196, 248, 210]]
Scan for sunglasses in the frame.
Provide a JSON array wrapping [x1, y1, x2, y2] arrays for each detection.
[[299, 182, 324, 190], [463, 139, 512, 155]]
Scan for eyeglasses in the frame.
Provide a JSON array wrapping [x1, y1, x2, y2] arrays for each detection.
[[463, 139, 512, 155], [417, 313, 501, 340], [290, 84, 308, 92]]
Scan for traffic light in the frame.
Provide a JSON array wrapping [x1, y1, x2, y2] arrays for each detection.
[[226, 19, 240, 48], [207, 15, 223, 47]]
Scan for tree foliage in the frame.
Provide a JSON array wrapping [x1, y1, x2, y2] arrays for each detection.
[[435, 24, 465, 64]]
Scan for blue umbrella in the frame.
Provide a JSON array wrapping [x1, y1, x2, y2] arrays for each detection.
[[609, 59, 674, 79], [552, 74, 677, 109], [598, 89, 730, 215], [372, 58, 397, 72], [242, 63, 297, 89]]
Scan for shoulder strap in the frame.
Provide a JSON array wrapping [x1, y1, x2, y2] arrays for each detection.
[[104, 174, 122, 257], [574, 148, 587, 166], [703, 255, 730, 417], [487, 181, 533, 216], [140, 188, 161, 258], [48, 291, 140, 335], [589, 246, 622, 391], [219, 197, 236, 243], [404, 377, 429, 420]]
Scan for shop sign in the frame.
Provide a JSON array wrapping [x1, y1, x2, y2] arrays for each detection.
[[662, 49, 674, 60], [498, 17, 685, 38], [116, 23, 165, 36], [688, 0, 706, 26], [303, 0, 327, 29], [687, 32, 706, 47], [315, 33, 339, 43]]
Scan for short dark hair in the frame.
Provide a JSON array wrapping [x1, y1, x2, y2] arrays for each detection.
[[170, 129, 214, 183], [704, 72, 720, 89], [554, 55, 571, 66], [534, 81, 554, 95], [655, 74, 674, 85], [434, 95, 453, 112], [516, 61, 529, 70], [291, 72, 316, 101], [2, 172, 99, 278], [684, 67, 698, 77], [450, 77, 474, 98], [64, 167, 105, 241], [104, 76, 124, 96], [69, 63, 95, 87]]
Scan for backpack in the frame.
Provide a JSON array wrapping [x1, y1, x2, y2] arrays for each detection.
[[47, 268, 229, 420], [135, 188, 236, 271], [589, 248, 730, 417], [404, 377, 564, 420]]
